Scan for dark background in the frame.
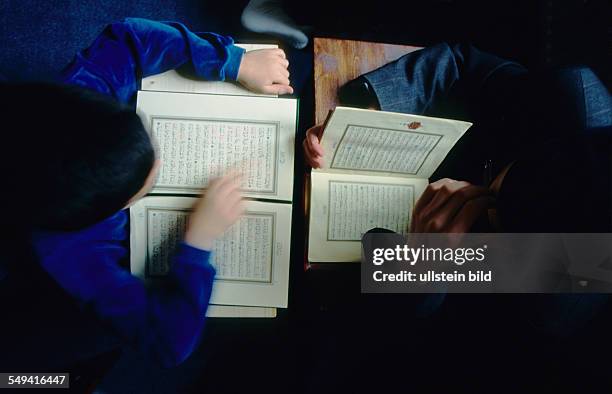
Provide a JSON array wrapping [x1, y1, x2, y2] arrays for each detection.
[[1, 1, 611, 393], [1, 0, 610, 85]]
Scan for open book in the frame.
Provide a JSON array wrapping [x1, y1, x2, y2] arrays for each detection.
[[308, 107, 472, 263], [130, 44, 297, 314], [130, 197, 292, 308]]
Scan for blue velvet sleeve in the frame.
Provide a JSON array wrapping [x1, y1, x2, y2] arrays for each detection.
[[31, 211, 216, 367], [59, 17, 245, 103]]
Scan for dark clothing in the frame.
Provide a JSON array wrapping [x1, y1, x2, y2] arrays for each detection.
[[0, 18, 244, 370], [362, 42, 612, 232], [361, 42, 611, 338]]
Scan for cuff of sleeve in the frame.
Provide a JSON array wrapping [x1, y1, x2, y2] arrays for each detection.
[[175, 242, 212, 266], [224, 45, 246, 81], [362, 67, 404, 113]]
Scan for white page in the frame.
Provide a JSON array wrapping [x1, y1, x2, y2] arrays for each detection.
[[308, 171, 427, 262], [319, 107, 472, 179], [130, 196, 292, 308], [141, 43, 278, 97], [137, 91, 297, 201]]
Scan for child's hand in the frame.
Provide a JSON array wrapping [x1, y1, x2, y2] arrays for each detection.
[[184, 175, 245, 250], [303, 124, 325, 168], [237, 49, 294, 95]]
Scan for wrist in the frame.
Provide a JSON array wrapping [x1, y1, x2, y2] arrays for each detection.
[[184, 230, 215, 251], [230, 45, 247, 82]]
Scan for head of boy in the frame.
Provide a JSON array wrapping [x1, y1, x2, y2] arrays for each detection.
[[6, 83, 158, 231]]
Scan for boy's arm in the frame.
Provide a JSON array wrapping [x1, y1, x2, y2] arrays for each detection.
[[32, 176, 242, 367], [34, 232, 216, 368], [105, 243, 216, 368], [60, 18, 245, 103]]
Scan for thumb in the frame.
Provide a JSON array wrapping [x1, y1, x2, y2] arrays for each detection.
[[262, 84, 294, 95]]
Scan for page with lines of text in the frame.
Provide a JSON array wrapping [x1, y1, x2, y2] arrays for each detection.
[[319, 107, 471, 179], [131, 196, 292, 308], [137, 91, 297, 201], [308, 171, 427, 262]]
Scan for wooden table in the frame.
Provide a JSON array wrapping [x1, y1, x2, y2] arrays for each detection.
[[313, 37, 422, 124]]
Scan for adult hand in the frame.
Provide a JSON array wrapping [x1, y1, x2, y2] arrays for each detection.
[[303, 124, 325, 168], [237, 49, 294, 95], [411, 178, 494, 233]]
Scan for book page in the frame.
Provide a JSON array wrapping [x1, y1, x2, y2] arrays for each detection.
[[141, 43, 278, 97], [130, 196, 292, 308], [308, 171, 427, 262], [137, 91, 297, 201], [319, 107, 471, 179]]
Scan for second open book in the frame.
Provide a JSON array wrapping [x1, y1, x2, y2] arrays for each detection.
[[308, 107, 472, 263]]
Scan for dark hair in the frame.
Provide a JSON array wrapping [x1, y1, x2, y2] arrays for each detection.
[[3, 82, 155, 231]]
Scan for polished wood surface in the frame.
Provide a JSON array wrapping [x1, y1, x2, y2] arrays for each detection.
[[313, 37, 422, 124]]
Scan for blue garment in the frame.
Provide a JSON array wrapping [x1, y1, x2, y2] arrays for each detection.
[[30, 18, 245, 367], [60, 17, 244, 104]]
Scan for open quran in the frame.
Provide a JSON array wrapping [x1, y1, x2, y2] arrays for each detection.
[[130, 44, 296, 316], [308, 107, 472, 263]]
